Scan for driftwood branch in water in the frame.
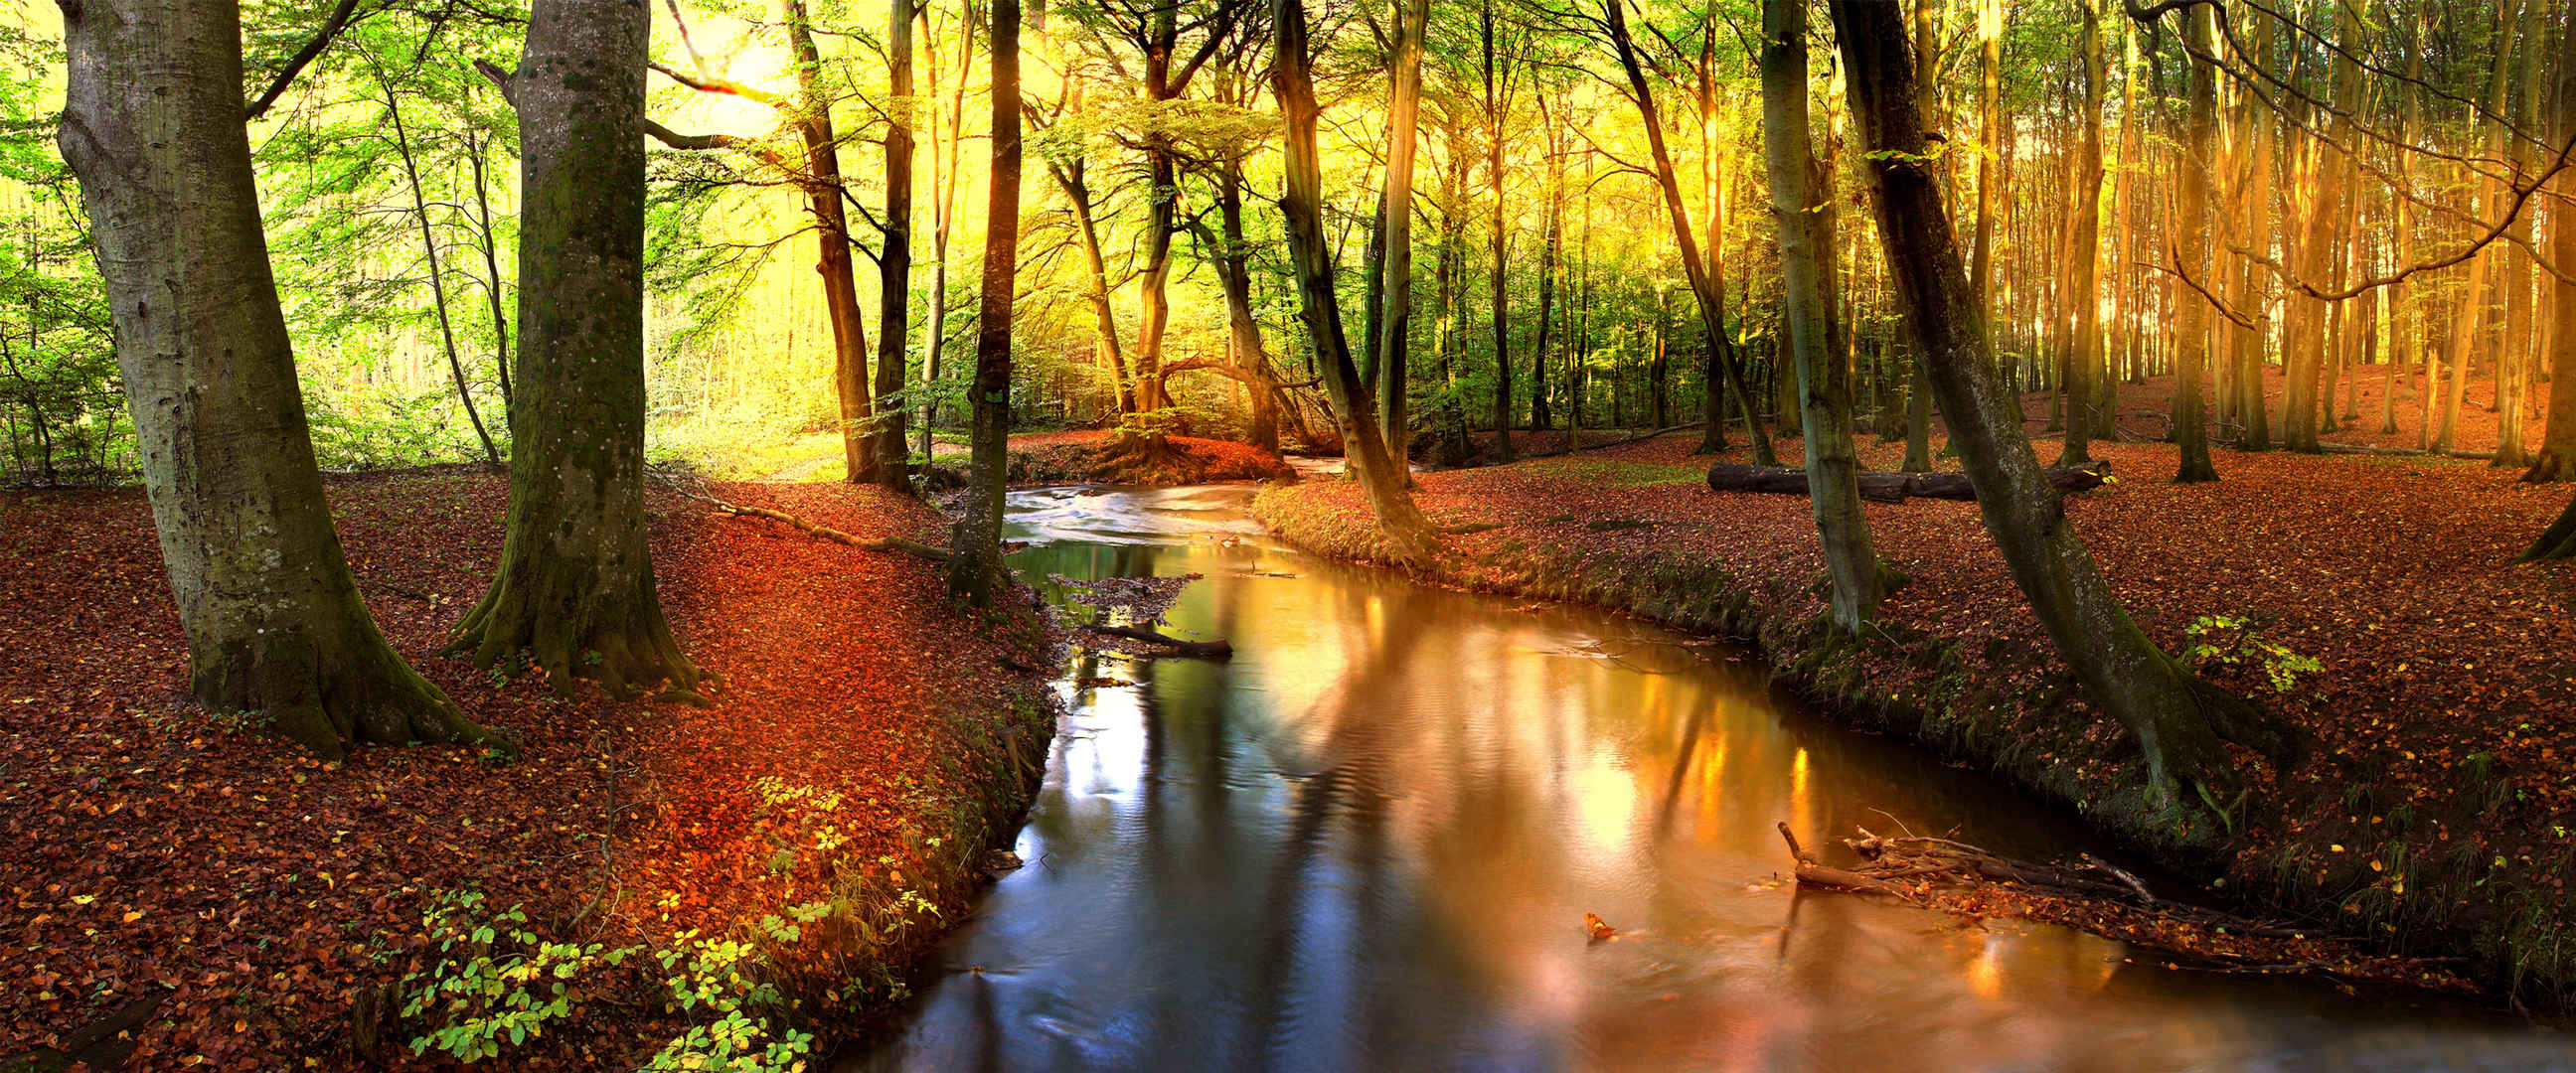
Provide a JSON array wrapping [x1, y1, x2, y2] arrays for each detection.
[[1708, 460, 2110, 504], [1077, 623, 1233, 659]]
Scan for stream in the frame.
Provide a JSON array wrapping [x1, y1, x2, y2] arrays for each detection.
[[856, 482, 2571, 1072]]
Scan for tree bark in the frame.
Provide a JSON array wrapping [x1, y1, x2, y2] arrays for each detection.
[[2172, 0, 2220, 482], [1483, 0, 1515, 463], [1829, 0, 2296, 801], [451, 0, 699, 700], [876, 0, 916, 487], [950, 0, 1019, 604], [1375, 0, 1431, 457], [2055, 0, 2104, 468], [2532, 0, 2576, 482], [1763, 0, 1880, 631], [58, 0, 490, 759], [1273, 0, 1438, 558]]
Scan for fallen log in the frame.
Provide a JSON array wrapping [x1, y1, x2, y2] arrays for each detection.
[[1707, 460, 2110, 504], [1520, 421, 1708, 459], [1078, 623, 1233, 659], [710, 503, 953, 562]]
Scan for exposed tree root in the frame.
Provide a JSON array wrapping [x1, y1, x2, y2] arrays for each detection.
[[1776, 820, 2476, 995]]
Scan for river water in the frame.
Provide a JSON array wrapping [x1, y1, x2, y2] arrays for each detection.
[[858, 483, 2570, 1072]]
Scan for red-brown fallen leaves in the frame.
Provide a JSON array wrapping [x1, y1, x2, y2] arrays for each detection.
[[1256, 422, 2576, 1003], [0, 472, 1046, 1069]]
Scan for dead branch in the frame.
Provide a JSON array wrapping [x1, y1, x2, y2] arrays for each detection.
[[1077, 623, 1233, 659]]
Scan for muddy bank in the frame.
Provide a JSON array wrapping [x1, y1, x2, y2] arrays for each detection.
[[1250, 438, 2576, 1010]]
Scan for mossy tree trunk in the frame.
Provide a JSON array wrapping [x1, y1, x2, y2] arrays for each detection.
[[58, 0, 489, 759], [1762, 0, 1881, 634], [454, 0, 700, 700], [1829, 0, 2300, 804]]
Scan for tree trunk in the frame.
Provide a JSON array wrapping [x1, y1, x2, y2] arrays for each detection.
[[58, 0, 489, 759], [2173, 0, 2220, 482], [464, 130, 515, 432], [1273, 0, 1438, 557], [875, 0, 916, 487], [1484, 0, 1515, 463], [1532, 91, 1563, 433], [917, 13, 970, 466], [1828, 0, 2296, 801], [950, 0, 1020, 604], [2055, 0, 2103, 468], [2532, 0, 2576, 482], [1763, 0, 1880, 632], [778, 0, 880, 485], [1375, 0, 1431, 458], [1212, 157, 1283, 453], [1604, 0, 1775, 466], [451, 0, 700, 700], [384, 83, 501, 469]]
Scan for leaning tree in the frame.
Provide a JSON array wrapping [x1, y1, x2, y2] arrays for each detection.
[[1828, 0, 2300, 805], [453, 0, 701, 698], [58, 0, 489, 758]]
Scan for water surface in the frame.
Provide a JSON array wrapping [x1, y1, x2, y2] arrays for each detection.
[[860, 483, 2569, 1072]]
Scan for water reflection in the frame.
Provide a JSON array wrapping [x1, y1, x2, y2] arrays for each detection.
[[858, 486, 2566, 1072]]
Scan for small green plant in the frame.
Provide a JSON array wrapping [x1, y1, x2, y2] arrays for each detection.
[[401, 891, 638, 1062], [644, 930, 815, 1072], [2180, 613, 2322, 692]]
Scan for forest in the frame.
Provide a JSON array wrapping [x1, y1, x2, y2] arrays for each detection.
[[5, 0, 2576, 1066]]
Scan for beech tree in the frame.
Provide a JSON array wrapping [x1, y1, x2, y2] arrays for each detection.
[[1828, 0, 2298, 803], [453, 0, 701, 699], [950, 0, 1022, 603], [57, 0, 489, 758], [1761, 0, 1879, 632], [1271, 0, 1438, 557]]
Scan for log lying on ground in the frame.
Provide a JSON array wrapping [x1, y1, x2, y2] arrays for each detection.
[[708, 502, 953, 561], [1708, 460, 2110, 504], [1077, 623, 1234, 659]]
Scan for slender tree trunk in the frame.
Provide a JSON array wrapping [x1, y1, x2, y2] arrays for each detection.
[[1531, 92, 1563, 433], [1213, 157, 1283, 452], [385, 84, 501, 468], [59, 0, 489, 759], [1484, 0, 1515, 462], [1605, 0, 1775, 465], [1829, 0, 2296, 801], [452, 0, 699, 699], [950, 0, 1019, 603], [1763, 0, 1880, 632], [1376, 0, 1431, 457], [778, 0, 879, 485], [2531, 0, 2576, 481], [917, 13, 969, 466], [2174, 0, 2220, 481], [1273, 0, 1437, 556], [464, 130, 514, 430], [875, 0, 916, 486], [2055, 0, 2104, 467]]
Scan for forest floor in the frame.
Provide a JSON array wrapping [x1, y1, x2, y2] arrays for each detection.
[[0, 474, 1051, 1070], [1257, 368, 2576, 1011]]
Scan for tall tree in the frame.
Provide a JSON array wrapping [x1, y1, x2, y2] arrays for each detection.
[[1272, 0, 1439, 556], [2531, 0, 2576, 482], [2171, 0, 2221, 482], [1376, 0, 1432, 456], [57, 0, 490, 759], [1828, 0, 2297, 802], [1483, 0, 1516, 463], [2055, 0, 2105, 467], [951, 0, 1022, 603], [1599, 0, 1776, 465], [454, 0, 700, 699], [878, 0, 918, 484], [1763, 0, 1880, 632]]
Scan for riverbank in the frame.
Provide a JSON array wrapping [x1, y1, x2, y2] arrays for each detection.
[[928, 429, 1295, 487], [0, 474, 1051, 1070], [1251, 434, 2576, 1009]]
